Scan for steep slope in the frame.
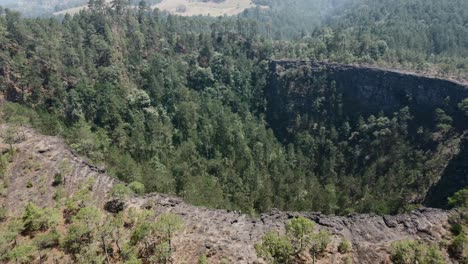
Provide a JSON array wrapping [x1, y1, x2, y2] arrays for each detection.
[[0, 124, 116, 213], [0, 124, 456, 263], [267, 60, 468, 138], [425, 137, 468, 208], [266, 60, 468, 210]]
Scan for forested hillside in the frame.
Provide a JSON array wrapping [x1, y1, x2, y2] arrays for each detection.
[[243, 0, 468, 80], [0, 0, 467, 216], [0, 124, 463, 263]]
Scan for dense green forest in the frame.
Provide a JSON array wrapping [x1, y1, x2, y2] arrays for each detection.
[[243, 0, 468, 79], [0, 0, 467, 216]]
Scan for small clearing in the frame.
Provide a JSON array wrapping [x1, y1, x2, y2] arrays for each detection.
[[153, 0, 255, 17], [54, 0, 255, 17], [54, 5, 89, 16]]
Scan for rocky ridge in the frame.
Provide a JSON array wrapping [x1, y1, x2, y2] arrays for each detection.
[[0, 124, 456, 263]]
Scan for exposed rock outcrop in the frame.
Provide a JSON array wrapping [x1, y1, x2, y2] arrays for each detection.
[[268, 60, 468, 137], [0, 125, 457, 263]]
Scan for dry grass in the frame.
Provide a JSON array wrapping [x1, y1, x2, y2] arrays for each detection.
[[53, 0, 112, 16], [54, 5, 89, 16], [153, 0, 255, 17], [54, 0, 255, 17]]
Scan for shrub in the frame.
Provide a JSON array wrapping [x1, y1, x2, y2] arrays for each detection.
[[198, 254, 208, 264], [6, 243, 37, 264], [344, 256, 353, 264], [26, 181, 33, 188], [286, 216, 315, 253], [4, 219, 23, 243], [63, 179, 94, 222], [129, 181, 145, 195], [458, 98, 468, 116], [121, 242, 140, 263], [22, 203, 59, 234], [63, 207, 101, 253], [390, 240, 445, 264], [448, 187, 468, 209], [450, 223, 463, 236], [256, 218, 332, 263], [72, 206, 102, 227], [314, 230, 332, 253], [338, 239, 352, 254], [63, 224, 91, 254], [34, 229, 61, 249], [0, 207, 7, 222], [255, 231, 293, 264], [124, 255, 143, 264], [448, 233, 467, 262], [52, 173, 62, 186], [128, 212, 183, 262], [110, 183, 132, 200], [155, 213, 184, 236], [53, 186, 66, 202], [0, 182, 7, 197]]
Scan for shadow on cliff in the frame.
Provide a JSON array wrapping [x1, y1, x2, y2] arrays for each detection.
[[424, 136, 468, 208]]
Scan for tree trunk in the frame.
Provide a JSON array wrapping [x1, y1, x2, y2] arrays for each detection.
[[101, 235, 111, 264]]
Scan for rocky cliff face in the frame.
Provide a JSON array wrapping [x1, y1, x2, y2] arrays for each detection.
[[0, 125, 457, 263], [267, 61, 468, 136]]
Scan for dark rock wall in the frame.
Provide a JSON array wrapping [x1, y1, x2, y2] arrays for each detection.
[[268, 61, 468, 129]]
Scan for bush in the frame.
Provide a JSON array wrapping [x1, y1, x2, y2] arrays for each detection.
[[0, 182, 7, 197], [128, 212, 183, 262], [63, 207, 101, 253], [124, 255, 143, 264], [34, 229, 61, 249], [64, 178, 95, 220], [6, 243, 37, 264], [22, 203, 59, 234], [256, 217, 332, 263], [0, 207, 7, 222], [121, 242, 141, 263], [390, 240, 445, 264], [129, 181, 145, 195], [52, 173, 63, 186], [458, 98, 468, 116], [448, 187, 468, 208], [314, 230, 332, 253], [26, 181, 33, 188], [338, 239, 352, 254], [63, 223, 91, 253], [110, 183, 132, 200], [255, 231, 293, 264], [198, 254, 208, 264], [286, 216, 315, 252], [448, 233, 467, 262]]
